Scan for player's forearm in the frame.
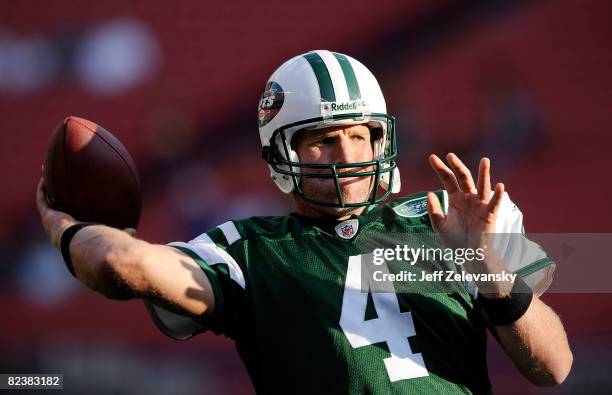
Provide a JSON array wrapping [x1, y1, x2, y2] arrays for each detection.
[[476, 247, 573, 385], [68, 225, 149, 300], [491, 297, 573, 386]]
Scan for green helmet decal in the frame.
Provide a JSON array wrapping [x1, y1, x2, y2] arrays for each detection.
[[332, 52, 361, 101], [303, 52, 336, 102]]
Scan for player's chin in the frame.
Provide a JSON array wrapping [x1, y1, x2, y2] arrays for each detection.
[[341, 179, 373, 200], [320, 175, 370, 191], [330, 190, 372, 210], [301, 178, 372, 206]]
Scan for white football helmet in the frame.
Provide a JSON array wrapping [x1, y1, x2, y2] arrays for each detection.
[[258, 49, 401, 207]]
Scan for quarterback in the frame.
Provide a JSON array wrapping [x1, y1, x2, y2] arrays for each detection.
[[37, 50, 572, 394]]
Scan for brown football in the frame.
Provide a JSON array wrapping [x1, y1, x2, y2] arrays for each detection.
[[44, 116, 142, 229]]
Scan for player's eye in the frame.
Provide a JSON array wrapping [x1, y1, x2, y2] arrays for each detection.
[[314, 136, 335, 146]]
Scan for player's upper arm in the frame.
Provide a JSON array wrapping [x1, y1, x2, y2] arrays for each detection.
[[137, 243, 216, 319], [143, 221, 248, 340]]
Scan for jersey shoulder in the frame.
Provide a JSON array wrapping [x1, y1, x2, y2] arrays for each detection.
[[196, 216, 287, 245], [231, 214, 316, 242], [387, 190, 446, 219], [199, 214, 319, 250]]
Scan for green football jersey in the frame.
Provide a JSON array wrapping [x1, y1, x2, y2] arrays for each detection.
[[145, 191, 555, 395]]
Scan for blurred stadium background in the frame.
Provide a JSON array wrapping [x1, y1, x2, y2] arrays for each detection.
[[1, 0, 611, 394]]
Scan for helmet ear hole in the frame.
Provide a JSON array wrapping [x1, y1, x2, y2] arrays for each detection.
[[269, 166, 295, 194], [268, 141, 300, 195]]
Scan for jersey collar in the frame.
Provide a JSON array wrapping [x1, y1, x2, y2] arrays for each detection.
[[289, 203, 383, 241]]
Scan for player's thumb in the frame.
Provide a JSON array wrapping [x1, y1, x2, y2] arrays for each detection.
[[426, 192, 446, 232]]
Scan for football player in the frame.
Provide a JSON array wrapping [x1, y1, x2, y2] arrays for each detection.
[[37, 50, 572, 394]]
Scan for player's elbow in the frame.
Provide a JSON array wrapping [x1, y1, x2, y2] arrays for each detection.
[[547, 351, 573, 386], [101, 241, 149, 300], [529, 351, 573, 387]]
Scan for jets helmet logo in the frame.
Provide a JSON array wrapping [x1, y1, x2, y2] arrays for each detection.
[[258, 81, 284, 127]]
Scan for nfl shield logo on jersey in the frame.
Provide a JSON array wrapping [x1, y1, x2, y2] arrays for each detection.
[[335, 219, 359, 240]]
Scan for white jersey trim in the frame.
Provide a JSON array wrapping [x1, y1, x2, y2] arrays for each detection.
[[170, 240, 246, 289], [218, 221, 242, 245]]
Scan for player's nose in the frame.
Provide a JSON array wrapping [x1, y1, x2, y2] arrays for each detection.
[[334, 135, 358, 164]]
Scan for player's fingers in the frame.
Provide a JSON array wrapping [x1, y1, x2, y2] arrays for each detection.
[[427, 192, 446, 232], [35, 177, 49, 215], [429, 154, 460, 193], [124, 228, 137, 237], [487, 183, 505, 215], [447, 153, 477, 194], [477, 157, 491, 201]]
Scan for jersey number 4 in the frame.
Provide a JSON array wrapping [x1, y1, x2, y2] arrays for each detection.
[[339, 255, 429, 382]]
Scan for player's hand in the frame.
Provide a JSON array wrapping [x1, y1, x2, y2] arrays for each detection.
[[37, 176, 138, 248], [36, 176, 78, 248], [426, 153, 504, 250]]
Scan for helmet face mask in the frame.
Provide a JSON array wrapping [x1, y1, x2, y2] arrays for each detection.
[[258, 50, 401, 208], [262, 112, 398, 207]]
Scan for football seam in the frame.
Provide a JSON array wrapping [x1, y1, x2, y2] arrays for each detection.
[[70, 118, 141, 194]]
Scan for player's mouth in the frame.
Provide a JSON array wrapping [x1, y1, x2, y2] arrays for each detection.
[[337, 168, 372, 185], [338, 176, 363, 186]]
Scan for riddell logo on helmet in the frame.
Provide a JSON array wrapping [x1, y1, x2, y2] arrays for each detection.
[[331, 102, 358, 111], [322, 100, 368, 114]]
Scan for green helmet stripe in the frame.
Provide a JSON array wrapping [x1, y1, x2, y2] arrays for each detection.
[[303, 52, 336, 102], [333, 52, 361, 100]]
